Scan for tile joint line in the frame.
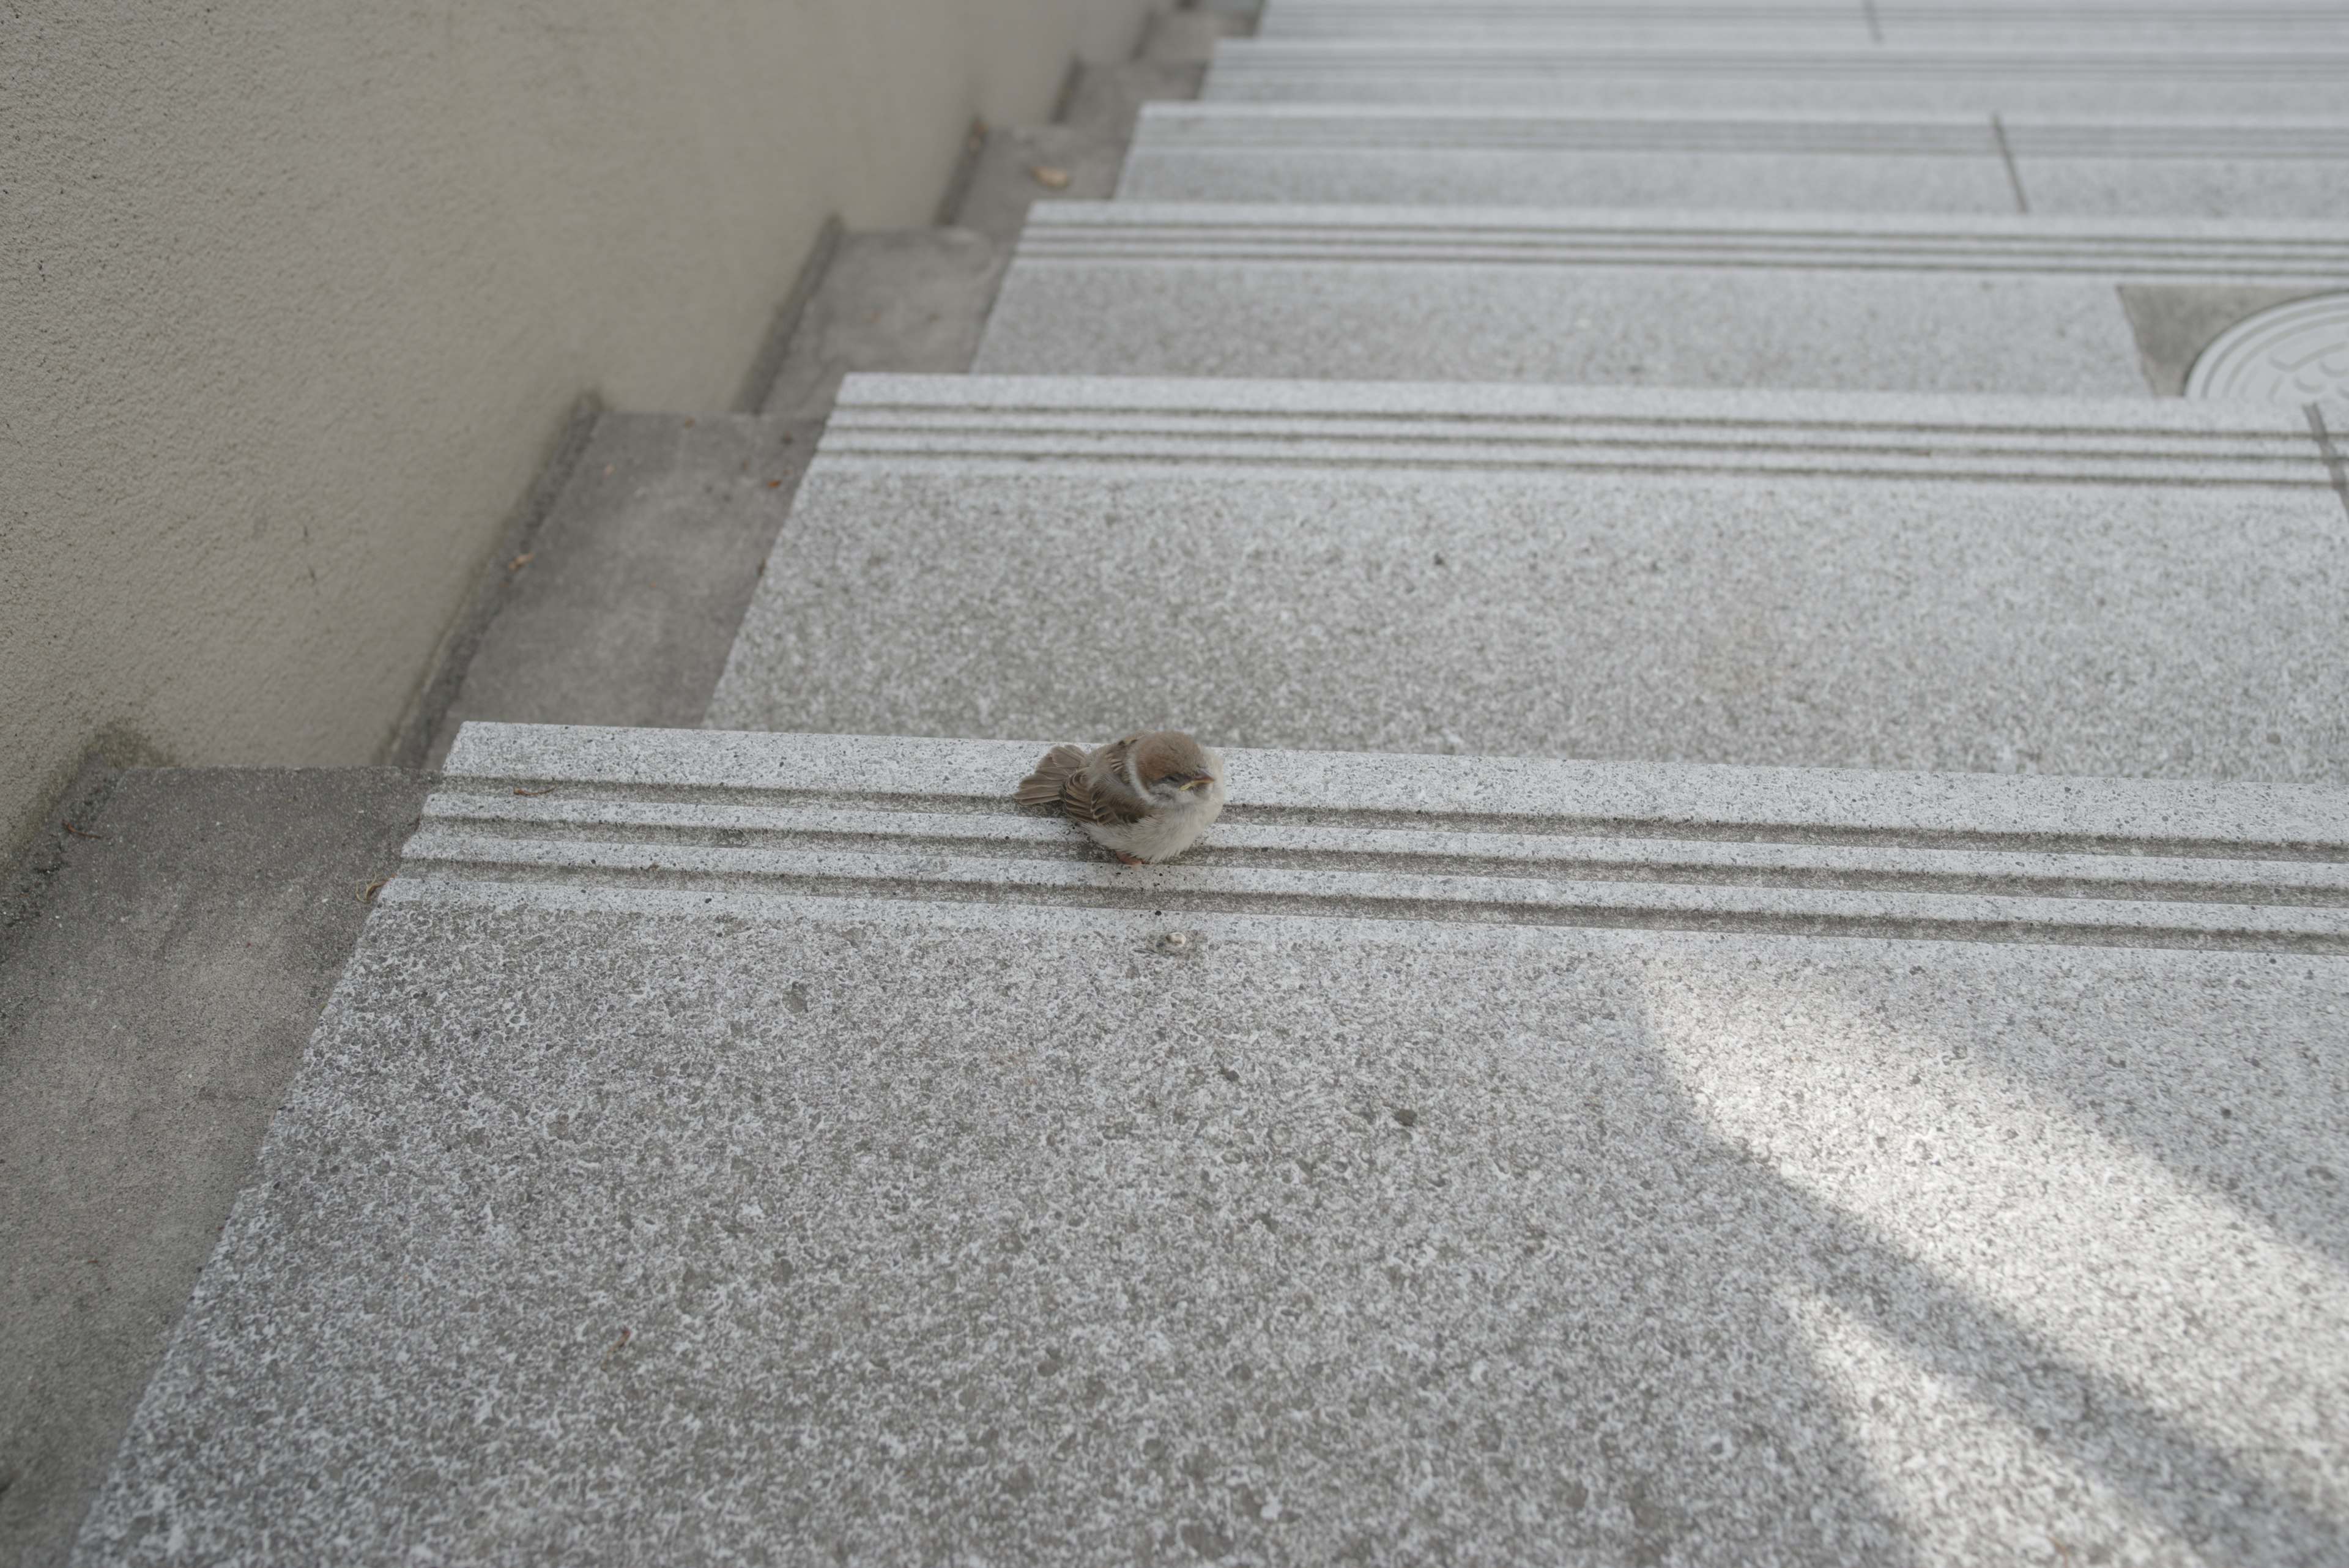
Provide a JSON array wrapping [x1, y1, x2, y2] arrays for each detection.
[[1990, 113, 2030, 214], [2307, 403, 2349, 525]]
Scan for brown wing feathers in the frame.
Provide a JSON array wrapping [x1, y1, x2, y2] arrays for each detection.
[[1072, 737, 1145, 825], [1017, 739, 1148, 827], [1014, 744, 1089, 809]]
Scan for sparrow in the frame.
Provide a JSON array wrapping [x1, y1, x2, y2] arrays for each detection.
[[1015, 730, 1226, 865]]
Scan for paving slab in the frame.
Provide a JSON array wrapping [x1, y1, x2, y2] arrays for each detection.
[[1201, 41, 2349, 115], [970, 203, 2349, 396], [1120, 106, 2349, 221], [707, 374, 2349, 783], [1256, 0, 2349, 47], [71, 723, 2349, 1566], [1, 767, 431, 1568]]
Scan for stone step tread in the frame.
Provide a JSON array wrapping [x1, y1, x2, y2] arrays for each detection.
[[76, 721, 2349, 1563], [972, 204, 2349, 396], [451, 720, 2349, 845], [425, 725, 2349, 951], [1118, 105, 2349, 219], [1261, 0, 2349, 34], [820, 371, 2346, 481], [1214, 39, 2349, 71], [705, 373, 2349, 784], [1006, 201, 2349, 275], [1133, 103, 2349, 157], [1202, 39, 2349, 111], [1256, 1, 2349, 44]]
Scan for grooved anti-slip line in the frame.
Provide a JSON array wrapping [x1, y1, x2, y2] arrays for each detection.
[[1140, 111, 2349, 162], [1209, 48, 2349, 82]]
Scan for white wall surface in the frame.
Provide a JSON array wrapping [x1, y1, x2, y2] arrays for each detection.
[[0, 0, 1150, 855]]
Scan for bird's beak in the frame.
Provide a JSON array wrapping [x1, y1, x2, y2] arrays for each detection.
[[1179, 776, 1214, 791]]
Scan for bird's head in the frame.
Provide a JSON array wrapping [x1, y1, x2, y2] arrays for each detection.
[[1130, 730, 1221, 803]]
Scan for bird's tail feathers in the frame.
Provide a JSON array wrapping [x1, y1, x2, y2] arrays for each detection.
[[1015, 744, 1089, 808]]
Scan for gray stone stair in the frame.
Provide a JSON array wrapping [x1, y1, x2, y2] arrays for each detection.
[[13, 12, 1257, 1564], [1203, 39, 2349, 114], [972, 203, 2349, 393], [50, 0, 2349, 1562], [1120, 106, 2349, 219], [1256, 0, 2349, 47], [703, 374, 2349, 779], [70, 724, 2349, 1564]]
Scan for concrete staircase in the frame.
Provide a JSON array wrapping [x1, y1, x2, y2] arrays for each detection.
[[53, 1, 2349, 1562]]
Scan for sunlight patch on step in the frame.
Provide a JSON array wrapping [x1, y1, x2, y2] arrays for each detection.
[[1783, 1288, 2182, 1567], [1639, 960, 2349, 1534]]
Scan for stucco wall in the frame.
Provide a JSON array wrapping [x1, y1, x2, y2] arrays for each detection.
[[0, 0, 1151, 857]]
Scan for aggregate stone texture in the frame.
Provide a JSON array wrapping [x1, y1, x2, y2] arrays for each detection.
[[425, 414, 815, 768], [1254, 0, 2349, 48], [971, 204, 2349, 397], [1118, 106, 2349, 222], [0, 767, 431, 1568], [705, 376, 2349, 784], [70, 727, 2349, 1565], [1200, 41, 2349, 115]]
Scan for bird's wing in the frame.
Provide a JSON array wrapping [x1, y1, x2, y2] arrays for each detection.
[[1064, 738, 1147, 827], [1015, 744, 1089, 808]]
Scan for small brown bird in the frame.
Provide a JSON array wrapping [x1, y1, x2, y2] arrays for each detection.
[[1015, 730, 1226, 864]]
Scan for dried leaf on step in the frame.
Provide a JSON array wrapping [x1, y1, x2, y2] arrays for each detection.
[[1030, 165, 1072, 190]]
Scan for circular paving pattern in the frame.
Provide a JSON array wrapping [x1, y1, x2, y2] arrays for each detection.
[[2184, 291, 2349, 403]]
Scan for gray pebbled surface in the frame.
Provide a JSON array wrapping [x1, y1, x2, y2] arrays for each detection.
[[1, 767, 430, 1568], [1200, 41, 2349, 116], [1118, 106, 2349, 221], [978, 255, 2151, 394], [396, 725, 2349, 952], [2015, 150, 2349, 223], [67, 727, 2349, 1565], [1253, 0, 2349, 48], [705, 376, 2349, 783], [1123, 107, 2021, 213], [973, 204, 2349, 396], [432, 721, 2349, 861], [423, 414, 816, 768]]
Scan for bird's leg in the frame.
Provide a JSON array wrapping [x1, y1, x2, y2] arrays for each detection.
[[1113, 850, 1148, 866]]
